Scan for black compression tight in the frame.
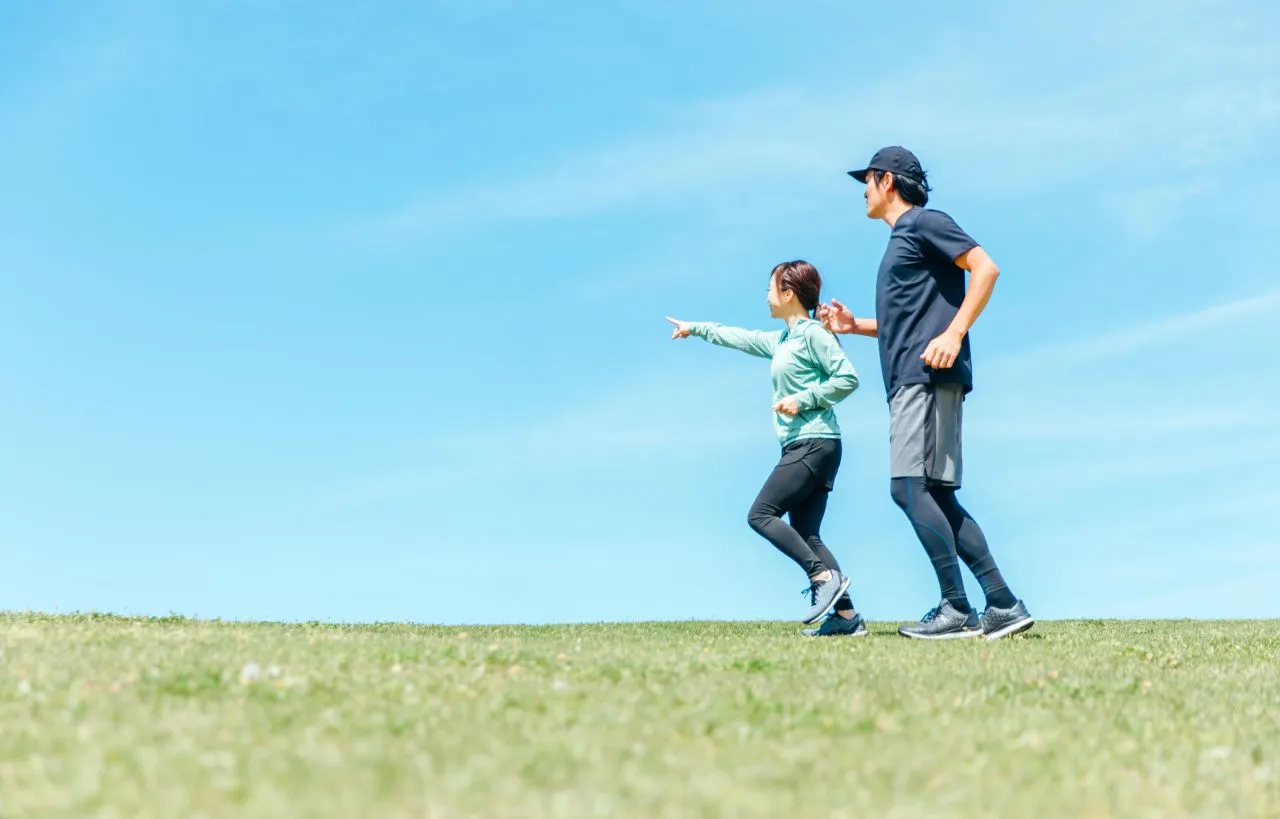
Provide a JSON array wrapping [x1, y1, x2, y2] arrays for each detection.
[[890, 477, 1015, 611]]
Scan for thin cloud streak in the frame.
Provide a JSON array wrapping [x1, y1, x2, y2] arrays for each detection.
[[968, 404, 1266, 442], [324, 368, 773, 506], [993, 289, 1280, 369], [350, 7, 1280, 243]]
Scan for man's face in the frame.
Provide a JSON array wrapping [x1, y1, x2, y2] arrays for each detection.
[[863, 171, 891, 219]]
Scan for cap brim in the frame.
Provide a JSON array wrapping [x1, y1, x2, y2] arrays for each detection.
[[847, 168, 870, 183]]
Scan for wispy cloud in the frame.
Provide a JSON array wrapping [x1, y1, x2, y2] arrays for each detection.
[[1013, 435, 1280, 499], [996, 455, 1280, 617], [0, 9, 154, 161], [992, 288, 1280, 370], [1109, 181, 1209, 239], [1029, 482, 1279, 551], [969, 404, 1266, 443], [326, 366, 772, 506], [350, 1, 1280, 243], [346, 85, 842, 241]]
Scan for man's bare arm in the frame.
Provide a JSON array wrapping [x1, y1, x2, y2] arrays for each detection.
[[920, 246, 999, 369], [819, 299, 878, 337], [948, 246, 999, 337]]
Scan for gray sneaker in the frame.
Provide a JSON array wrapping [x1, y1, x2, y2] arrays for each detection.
[[980, 601, 1034, 640], [802, 610, 868, 638], [897, 600, 983, 640], [801, 572, 852, 624]]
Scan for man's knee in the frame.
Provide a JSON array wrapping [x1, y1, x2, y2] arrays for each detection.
[[890, 477, 914, 511]]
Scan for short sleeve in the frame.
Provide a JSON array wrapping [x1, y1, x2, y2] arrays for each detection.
[[915, 210, 978, 263]]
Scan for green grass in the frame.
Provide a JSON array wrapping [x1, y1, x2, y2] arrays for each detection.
[[2, 614, 1279, 818]]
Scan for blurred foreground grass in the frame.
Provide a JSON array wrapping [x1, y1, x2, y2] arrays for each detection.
[[2, 614, 1278, 817]]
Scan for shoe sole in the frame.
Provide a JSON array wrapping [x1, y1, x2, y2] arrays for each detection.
[[983, 616, 1035, 640], [802, 575, 853, 625], [897, 627, 984, 641]]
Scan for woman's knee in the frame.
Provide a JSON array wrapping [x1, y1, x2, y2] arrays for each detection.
[[747, 503, 773, 533]]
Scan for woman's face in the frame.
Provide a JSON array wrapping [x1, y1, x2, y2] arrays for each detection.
[[767, 273, 794, 318]]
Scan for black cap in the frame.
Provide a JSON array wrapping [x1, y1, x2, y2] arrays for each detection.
[[848, 146, 923, 184]]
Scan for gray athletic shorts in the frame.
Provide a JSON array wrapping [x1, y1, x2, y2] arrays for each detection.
[[889, 383, 964, 487]]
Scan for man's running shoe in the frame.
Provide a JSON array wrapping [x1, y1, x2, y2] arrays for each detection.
[[980, 601, 1035, 640]]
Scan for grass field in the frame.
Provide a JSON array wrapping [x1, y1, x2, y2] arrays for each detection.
[[2, 614, 1279, 818]]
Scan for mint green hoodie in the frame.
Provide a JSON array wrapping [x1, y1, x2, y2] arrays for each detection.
[[688, 317, 859, 445]]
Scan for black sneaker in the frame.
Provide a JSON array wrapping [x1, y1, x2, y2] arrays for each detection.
[[801, 571, 852, 624], [802, 610, 868, 638], [980, 601, 1034, 640], [897, 600, 982, 640]]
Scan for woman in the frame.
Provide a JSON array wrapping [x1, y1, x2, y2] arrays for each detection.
[[667, 260, 867, 636]]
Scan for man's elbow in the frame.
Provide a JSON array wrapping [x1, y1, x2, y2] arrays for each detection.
[[959, 248, 999, 282]]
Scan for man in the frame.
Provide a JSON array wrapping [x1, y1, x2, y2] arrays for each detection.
[[820, 146, 1033, 640]]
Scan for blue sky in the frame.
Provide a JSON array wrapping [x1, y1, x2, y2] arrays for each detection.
[[2, 0, 1278, 625]]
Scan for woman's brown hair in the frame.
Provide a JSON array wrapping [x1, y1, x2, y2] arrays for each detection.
[[770, 260, 822, 316]]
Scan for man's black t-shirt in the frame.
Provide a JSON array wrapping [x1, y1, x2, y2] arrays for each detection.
[[874, 207, 979, 398]]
